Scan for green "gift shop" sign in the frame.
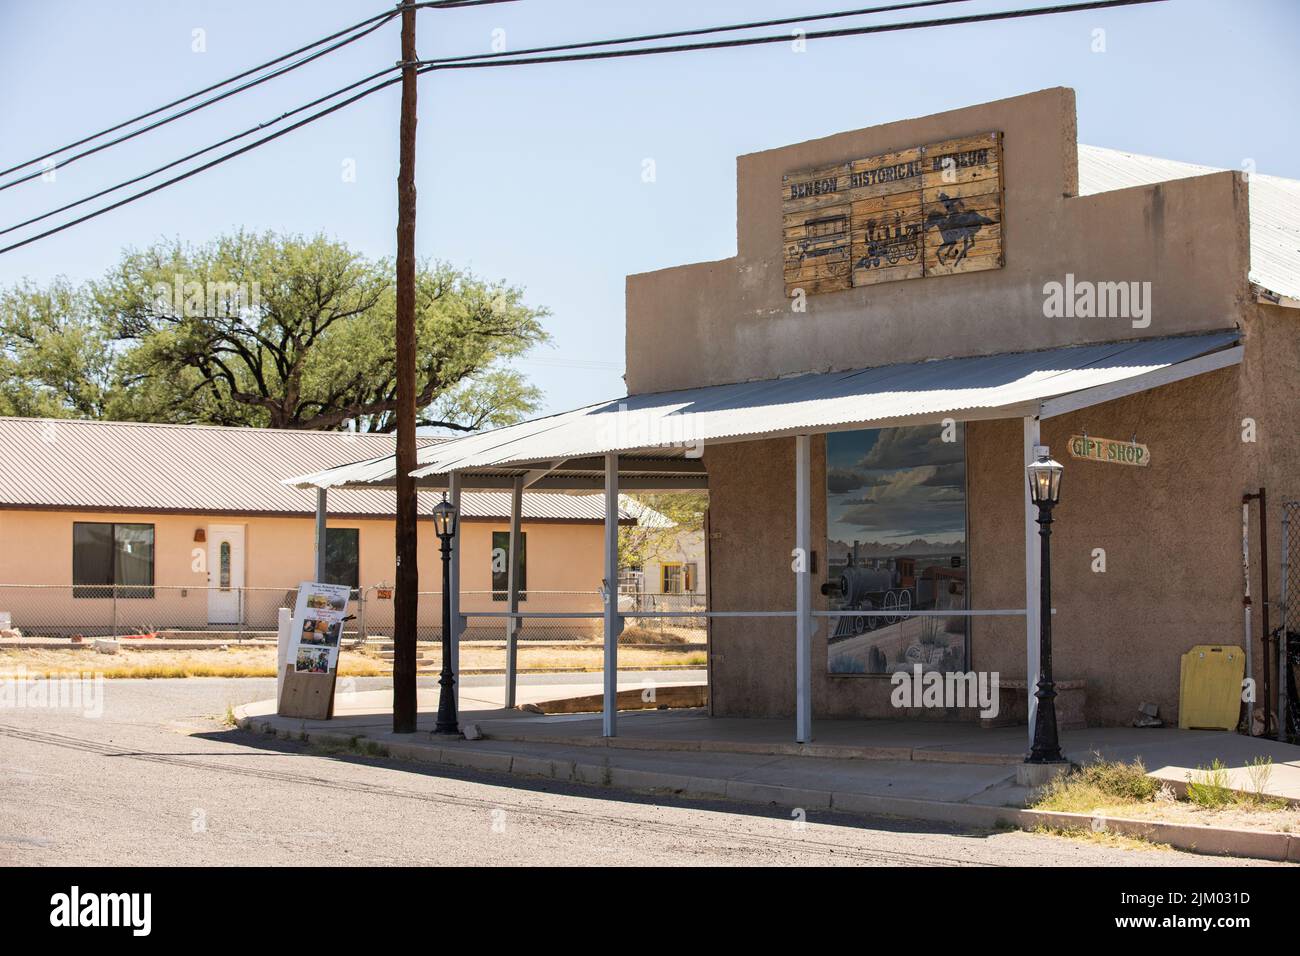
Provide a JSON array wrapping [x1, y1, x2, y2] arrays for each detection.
[[1068, 435, 1150, 467]]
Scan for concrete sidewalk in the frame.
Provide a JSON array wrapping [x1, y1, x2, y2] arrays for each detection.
[[236, 703, 1300, 862], [245, 684, 1300, 804], [234, 684, 1300, 862], [468, 708, 1300, 803]]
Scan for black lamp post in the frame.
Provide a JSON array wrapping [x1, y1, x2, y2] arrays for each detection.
[[1026, 449, 1065, 765], [432, 493, 460, 735]]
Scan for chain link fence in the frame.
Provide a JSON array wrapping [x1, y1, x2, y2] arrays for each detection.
[[0, 584, 300, 640], [363, 589, 605, 643], [0, 584, 707, 645]]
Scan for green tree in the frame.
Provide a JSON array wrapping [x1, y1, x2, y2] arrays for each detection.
[[0, 230, 549, 431], [618, 492, 709, 574], [0, 278, 114, 418], [93, 231, 547, 431]]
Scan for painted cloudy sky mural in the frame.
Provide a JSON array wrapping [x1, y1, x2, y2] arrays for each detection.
[[826, 426, 967, 555]]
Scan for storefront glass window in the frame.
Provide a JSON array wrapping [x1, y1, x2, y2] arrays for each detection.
[[825, 425, 967, 675]]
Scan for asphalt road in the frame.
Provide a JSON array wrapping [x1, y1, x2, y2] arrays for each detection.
[[0, 677, 1283, 867]]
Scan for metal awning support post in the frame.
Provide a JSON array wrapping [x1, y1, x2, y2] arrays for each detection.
[[603, 453, 620, 737], [448, 471, 463, 712], [795, 434, 813, 743], [314, 488, 328, 582], [505, 475, 523, 708], [1024, 416, 1042, 747]]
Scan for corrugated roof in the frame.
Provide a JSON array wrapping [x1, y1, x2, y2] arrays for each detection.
[[0, 417, 644, 522], [289, 331, 1240, 489], [1078, 144, 1300, 302]]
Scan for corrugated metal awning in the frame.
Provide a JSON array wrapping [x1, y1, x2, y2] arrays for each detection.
[[285, 331, 1241, 491]]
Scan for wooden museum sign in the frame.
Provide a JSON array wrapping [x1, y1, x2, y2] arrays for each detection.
[[782, 131, 1004, 297]]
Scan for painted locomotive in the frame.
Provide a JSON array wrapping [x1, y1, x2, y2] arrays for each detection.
[[822, 543, 965, 642]]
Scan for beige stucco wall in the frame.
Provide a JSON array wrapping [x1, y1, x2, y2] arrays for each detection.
[[658, 88, 1293, 726], [0, 509, 607, 633], [626, 87, 1250, 394], [704, 302, 1300, 726]]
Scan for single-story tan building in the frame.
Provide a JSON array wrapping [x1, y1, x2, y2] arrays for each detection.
[[0, 417, 659, 639], [288, 88, 1300, 742]]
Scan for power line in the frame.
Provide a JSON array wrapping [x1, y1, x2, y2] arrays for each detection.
[[0, 0, 1169, 256], [0, 11, 399, 194], [426, 0, 976, 66], [414, 0, 526, 6], [0, 7, 400, 181], [0, 0, 520, 181], [417, 0, 1167, 73], [0, 71, 405, 256], [0, 66, 402, 237], [2, 0, 965, 226]]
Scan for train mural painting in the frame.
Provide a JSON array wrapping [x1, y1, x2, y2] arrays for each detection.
[[824, 423, 969, 676], [824, 541, 968, 676]]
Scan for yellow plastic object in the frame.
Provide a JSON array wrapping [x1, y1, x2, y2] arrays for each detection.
[[1178, 645, 1245, 730]]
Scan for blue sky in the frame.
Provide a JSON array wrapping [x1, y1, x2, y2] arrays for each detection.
[[1, 0, 1297, 420]]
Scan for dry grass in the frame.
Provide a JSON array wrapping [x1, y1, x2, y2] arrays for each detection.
[[617, 626, 701, 645], [0, 641, 706, 679], [1031, 755, 1298, 833], [1034, 758, 1160, 813], [0, 646, 387, 679], [1030, 824, 1172, 852]]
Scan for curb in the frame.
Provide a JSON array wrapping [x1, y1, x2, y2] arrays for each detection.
[[233, 708, 1299, 864], [477, 729, 1021, 765]]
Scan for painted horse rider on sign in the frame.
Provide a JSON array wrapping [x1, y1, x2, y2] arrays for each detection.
[[925, 192, 995, 266]]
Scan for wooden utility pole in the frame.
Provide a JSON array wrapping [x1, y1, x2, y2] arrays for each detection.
[[393, 1, 419, 734]]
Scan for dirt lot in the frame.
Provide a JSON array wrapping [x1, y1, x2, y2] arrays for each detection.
[[0, 641, 706, 678], [1066, 798, 1300, 834]]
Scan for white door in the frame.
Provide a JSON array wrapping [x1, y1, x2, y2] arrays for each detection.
[[207, 525, 246, 625]]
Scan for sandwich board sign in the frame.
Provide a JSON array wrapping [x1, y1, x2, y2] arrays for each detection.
[[277, 581, 351, 719]]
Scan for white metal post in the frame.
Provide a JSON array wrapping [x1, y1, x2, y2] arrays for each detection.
[[1023, 416, 1042, 747], [795, 434, 813, 743], [506, 475, 523, 709], [275, 606, 292, 710], [448, 471, 462, 712], [603, 453, 620, 737], [314, 488, 328, 582]]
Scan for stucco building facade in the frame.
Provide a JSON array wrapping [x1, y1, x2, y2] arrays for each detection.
[[625, 88, 1298, 728]]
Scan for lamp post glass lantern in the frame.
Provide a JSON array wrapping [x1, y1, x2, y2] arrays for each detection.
[[1028, 452, 1064, 506], [1026, 450, 1066, 764], [433, 494, 460, 735]]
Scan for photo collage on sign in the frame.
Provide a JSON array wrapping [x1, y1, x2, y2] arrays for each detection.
[[288, 582, 352, 674]]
